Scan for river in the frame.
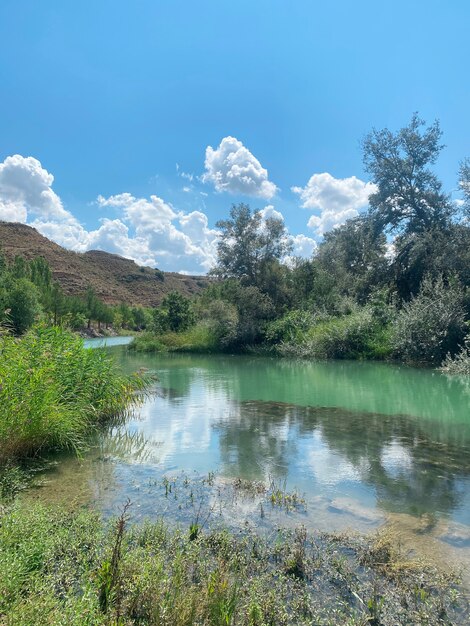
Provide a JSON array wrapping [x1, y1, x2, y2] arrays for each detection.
[[25, 339, 470, 579]]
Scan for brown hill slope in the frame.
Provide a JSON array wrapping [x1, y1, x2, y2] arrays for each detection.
[[0, 222, 209, 306]]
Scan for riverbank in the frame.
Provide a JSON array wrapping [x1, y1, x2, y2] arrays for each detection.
[[1, 496, 467, 626], [127, 328, 470, 381]]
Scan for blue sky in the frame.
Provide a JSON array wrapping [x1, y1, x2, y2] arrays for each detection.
[[0, 0, 469, 273]]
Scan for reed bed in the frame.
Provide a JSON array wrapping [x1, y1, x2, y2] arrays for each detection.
[[0, 326, 146, 463]]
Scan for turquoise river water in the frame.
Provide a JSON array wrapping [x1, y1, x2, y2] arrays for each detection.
[[27, 338, 470, 578]]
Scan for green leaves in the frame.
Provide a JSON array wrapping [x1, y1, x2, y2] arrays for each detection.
[[0, 326, 146, 463], [363, 113, 453, 234]]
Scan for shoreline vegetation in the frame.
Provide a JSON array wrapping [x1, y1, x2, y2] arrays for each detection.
[[0, 498, 468, 626], [1, 116, 469, 377], [127, 116, 470, 377], [0, 326, 147, 465]]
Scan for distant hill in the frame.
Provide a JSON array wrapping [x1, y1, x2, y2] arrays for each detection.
[[0, 222, 209, 307]]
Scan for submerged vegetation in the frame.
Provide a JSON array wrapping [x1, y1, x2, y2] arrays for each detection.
[[0, 326, 146, 464], [0, 500, 467, 625]]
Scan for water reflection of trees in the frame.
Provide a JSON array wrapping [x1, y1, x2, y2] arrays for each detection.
[[120, 350, 470, 423], [215, 401, 470, 518], [214, 401, 299, 481], [112, 351, 470, 518]]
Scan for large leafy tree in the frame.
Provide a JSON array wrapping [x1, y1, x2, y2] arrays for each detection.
[[393, 224, 470, 300], [363, 113, 453, 234]]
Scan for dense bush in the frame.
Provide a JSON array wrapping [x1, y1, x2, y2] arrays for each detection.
[[130, 324, 218, 353], [265, 310, 316, 344], [391, 276, 467, 364], [202, 299, 239, 348], [440, 336, 470, 375], [280, 307, 392, 360], [150, 291, 195, 334], [0, 326, 145, 463], [4, 277, 42, 334], [135, 289, 288, 352]]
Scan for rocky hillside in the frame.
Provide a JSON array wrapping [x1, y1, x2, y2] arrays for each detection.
[[0, 222, 208, 306]]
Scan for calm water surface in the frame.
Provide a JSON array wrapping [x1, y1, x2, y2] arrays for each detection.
[[83, 335, 135, 349], [28, 341, 470, 572]]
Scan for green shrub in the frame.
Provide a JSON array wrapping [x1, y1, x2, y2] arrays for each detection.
[[129, 331, 168, 353], [265, 310, 315, 344], [440, 336, 470, 375], [5, 278, 42, 334], [131, 324, 218, 353], [391, 276, 467, 365], [202, 300, 239, 348], [280, 307, 392, 360], [0, 326, 145, 463]]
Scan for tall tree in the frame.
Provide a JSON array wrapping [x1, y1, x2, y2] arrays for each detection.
[[29, 257, 52, 291], [363, 113, 453, 234], [213, 203, 292, 285], [7, 279, 42, 334]]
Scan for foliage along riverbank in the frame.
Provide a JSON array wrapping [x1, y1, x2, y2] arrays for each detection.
[[129, 277, 470, 375], [0, 325, 147, 465], [130, 116, 470, 376], [2, 115, 470, 376]]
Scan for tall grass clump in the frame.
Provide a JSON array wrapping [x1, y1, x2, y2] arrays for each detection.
[[0, 325, 146, 463]]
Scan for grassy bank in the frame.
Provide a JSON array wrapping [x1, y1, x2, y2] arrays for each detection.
[[0, 326, 146, 464], [0, 501, 466, 626], [130, 311, 394, 361], [130, 325, 219, 354]]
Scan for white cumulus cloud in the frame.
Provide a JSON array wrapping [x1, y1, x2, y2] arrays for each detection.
[[0, 155, 76, 225], [307, 207, 359, 237], [259, 204, 285, 222], [0, 154, 219, 274], [94, 194, 219, 273], [290, 233, 317, 258], [202, 136, 277, 199], [292, 172, 376, 237]]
